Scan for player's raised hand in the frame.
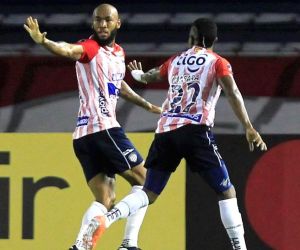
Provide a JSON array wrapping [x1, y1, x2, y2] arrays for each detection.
[[127, 60, 143, 72], [246, 127, 267, 152], [24, 16, 47, 44], [127, 60, 147, 84]]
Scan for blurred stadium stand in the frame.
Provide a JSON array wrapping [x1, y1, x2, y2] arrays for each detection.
[[1, 0, 300, 55]]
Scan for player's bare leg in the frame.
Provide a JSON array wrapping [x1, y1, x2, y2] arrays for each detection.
[[70, 173, 115, 250], [75, 163, 149, 250], [88, 173, 116, 208], [218, 186, 247, 250], [102, 183, 161, 230], [117, 162, 148, 250]]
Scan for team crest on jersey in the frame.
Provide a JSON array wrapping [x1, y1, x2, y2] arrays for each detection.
[[122, 148, 138, 163]]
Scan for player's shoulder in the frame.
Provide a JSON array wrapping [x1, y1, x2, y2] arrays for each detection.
[[114, 43, 123, 51], [209, 50, 230, 64], [76, 37, 100, 63], [77, 37, 99, 47], [210, 51, 233, 74], [114, 43, 125, 57]]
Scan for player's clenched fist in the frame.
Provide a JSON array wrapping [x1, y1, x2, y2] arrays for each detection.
[[24, 16, 47, 44]]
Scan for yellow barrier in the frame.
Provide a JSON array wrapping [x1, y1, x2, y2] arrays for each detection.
[[0, 133, 185, 250]]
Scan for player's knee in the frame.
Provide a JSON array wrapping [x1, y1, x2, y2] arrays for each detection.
[[108, 194, 116, 209], [143, 189, 158, 204]]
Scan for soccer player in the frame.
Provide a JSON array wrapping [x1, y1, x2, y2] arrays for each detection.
[[81, 18, 268, 250], [24, 4, 161, 250]]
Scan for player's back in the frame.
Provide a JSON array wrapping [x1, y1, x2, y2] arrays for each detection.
[[157, 46, 231, 133]]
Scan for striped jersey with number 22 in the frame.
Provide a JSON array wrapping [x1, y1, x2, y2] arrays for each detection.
[[156, 46, 233, 133]]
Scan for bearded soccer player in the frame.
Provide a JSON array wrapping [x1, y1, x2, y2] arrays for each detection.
[[82, 18, 268, 250], [24, 4, 161, 250]]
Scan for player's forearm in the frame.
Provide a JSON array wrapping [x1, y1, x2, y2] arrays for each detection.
[[225, 88, 253, 130], [42, 39, 80, 60], [120, 82, 151, 110], [142, 67, 162, 83], [123, 92, 151, 110]]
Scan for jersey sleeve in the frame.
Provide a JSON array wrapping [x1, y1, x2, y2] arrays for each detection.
[[215, 57, 233, 77], [159, 56, 175, 79], [76, 39, 99, 63]]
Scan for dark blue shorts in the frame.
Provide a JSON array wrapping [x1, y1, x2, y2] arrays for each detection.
[[73, 127, 143, 182], [144, 124, 232, 194]]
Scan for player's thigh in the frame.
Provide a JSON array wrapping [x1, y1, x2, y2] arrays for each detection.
[[101, 127, 144, 174], [186, 131, 233, 193], [73, 135, 107, 182], [73, 134, 117, 207], [143, 133, 181, 196], [144, 168, 172, 200], [145, 132, 181, 172]]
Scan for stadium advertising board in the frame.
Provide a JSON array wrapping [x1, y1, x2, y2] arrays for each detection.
[[0, 133, 185, 250]]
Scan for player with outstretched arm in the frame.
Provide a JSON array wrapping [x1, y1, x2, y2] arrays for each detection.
[[24, 4, 161, 250]]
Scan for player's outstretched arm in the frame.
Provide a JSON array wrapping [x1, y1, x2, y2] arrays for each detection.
[[120, 81, 162, 114], [127, 60, 162, 84], [24, 16, 83, 61], [218, 75, 267, 152]]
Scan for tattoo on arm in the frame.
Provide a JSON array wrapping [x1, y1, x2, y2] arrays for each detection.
[[120, 81, 151, 110], [43, 39, 82, 60], [142, 67, 162, 83]]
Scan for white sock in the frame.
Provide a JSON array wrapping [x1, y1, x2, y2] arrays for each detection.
[[219, 198, 247, 250], [75, 201, 107, 246], [121, 185, 148, 247], [105, 189, 149, 228]]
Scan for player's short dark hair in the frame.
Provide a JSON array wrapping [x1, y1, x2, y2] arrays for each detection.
[[192, 18, 217, 48]]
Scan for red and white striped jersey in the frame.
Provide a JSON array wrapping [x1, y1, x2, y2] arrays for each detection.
[[73, 38, 126, 139], [156, 46, 233, 133]]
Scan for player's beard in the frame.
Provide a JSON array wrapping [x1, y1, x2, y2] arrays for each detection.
[[94, 28, 118, 46]]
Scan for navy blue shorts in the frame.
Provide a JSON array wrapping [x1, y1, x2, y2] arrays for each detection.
[[73, 127, 143, 182], [144, 124, 232, 194]]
